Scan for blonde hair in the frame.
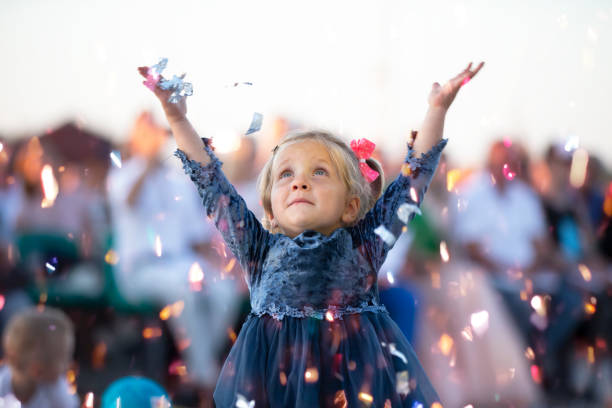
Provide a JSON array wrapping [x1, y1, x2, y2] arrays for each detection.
[[3, 307, 74, 370], [257, 130, 385, 233]]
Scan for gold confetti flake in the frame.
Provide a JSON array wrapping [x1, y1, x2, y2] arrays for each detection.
[[358, 392, 373, 404], [304, 367, 319, 383], [438, 333, 454, 356]]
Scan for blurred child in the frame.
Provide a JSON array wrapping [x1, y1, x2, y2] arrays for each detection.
[[0, 306, 78, 408]]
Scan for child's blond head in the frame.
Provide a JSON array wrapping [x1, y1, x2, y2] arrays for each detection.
[[3, 307, 74, 380], [257, 130, 384, 233]]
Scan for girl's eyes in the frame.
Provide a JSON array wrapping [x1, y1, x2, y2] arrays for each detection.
[[279, 169, 328, 178]]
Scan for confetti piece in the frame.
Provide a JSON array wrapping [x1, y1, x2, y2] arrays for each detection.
[[578, 264, 592, 281], [110, 150, 122, 168], [502, 163, 516, 180], [154, 235, 162, 257], [158, 73, 194, 103], [470, 310, 489, 337], [45, 262, 56, 274], [569, 148, 589, 188], [189, 262, 204, 291], [396, 371, 410, 396], [325, 310, 334, 322], [304, 367, 319, 383], [397, 203, 421, 224], [439, 241, 450, 262], [461, 326, 473, 342], [142, 327, 162, 339], [236, 393, 255, 408], [334, 390, 347, 407], [530, 295, 546, 316], [374, 225, 396, 246], [152, 396, 172, 408], [530, 364, 542, 384], [150, 58, 168, 75], [228, 81, 253, 87], [409, 187, 419, 203], [564, 135, 579, 152], [386, 271, 395, 284], [40, 164, 59, 208], [169, 359, 188, 376], [438, 333, 454, 356], [0, 295, 4, 311], [104, 249, 119, 265], [358, 392, 373, 404], [85, 392, 94, 408], [245, 112, 263, 135]]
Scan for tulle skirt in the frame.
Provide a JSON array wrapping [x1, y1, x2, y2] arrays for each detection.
[[214, 311, 440, 408]]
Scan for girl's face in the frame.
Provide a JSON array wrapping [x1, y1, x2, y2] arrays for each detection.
[[269, 140, 359, 238]]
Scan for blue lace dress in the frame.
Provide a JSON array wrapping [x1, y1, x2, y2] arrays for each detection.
[[175, 137, 447, 408]]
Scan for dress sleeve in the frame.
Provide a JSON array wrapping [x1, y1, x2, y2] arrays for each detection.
[[351, 138, 447, 272], [174, 139, 269, 286]]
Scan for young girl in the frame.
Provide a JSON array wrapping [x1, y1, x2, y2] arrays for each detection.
[[138, 61, 483, 407]]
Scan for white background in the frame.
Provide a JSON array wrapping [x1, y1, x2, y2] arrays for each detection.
[[1, 0, 610, 167]]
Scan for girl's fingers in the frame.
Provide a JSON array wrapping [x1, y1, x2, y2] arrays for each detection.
[[137, 66, 149, 78]]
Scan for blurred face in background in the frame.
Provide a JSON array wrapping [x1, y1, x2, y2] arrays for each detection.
[[128, 112, 169, 159]]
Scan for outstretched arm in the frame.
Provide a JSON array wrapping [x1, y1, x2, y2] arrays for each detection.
[[413, 62, 484, 156], [137, 66, 211, 166]]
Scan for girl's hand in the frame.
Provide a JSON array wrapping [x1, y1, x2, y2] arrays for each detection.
[[137, 66, 187, 124], [428, 61, 484, 111]]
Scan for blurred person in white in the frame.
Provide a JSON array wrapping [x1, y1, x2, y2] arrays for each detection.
[[107, 112, 241, 396], [434, 140, 549, 406], [0, 306, 78, 408], [0, 138, 33, 337]]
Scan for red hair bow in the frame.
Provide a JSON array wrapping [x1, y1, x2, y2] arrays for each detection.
[[350, 138, 379, 183]]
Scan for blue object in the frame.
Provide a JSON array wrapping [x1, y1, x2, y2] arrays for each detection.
[[175, 137, 447, 407], [101, 376, 170, 408]]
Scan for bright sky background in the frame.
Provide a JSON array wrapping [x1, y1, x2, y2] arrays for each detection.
[[1, 0, 610, 168]]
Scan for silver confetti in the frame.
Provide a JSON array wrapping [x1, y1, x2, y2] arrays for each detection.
[[245, 112, 263, 135], [388, 343, 408, 364], [236, 394, 255, 408], [396, 371, 411, 397], [374, 225, 396, 246], [110, 150, 122, 168], [159, 73, 194, 104], [150, 58, 168, 75], [396, 203, 421, 224]]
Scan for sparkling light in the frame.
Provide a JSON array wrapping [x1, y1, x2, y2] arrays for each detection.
[[569, 148, 589, 188], [439, 241, 450, 262], [189, 262, 204, 290], [40, 164, 59, 208], [470, 310, 489, 337], [154, 235, 162, 257], [84, 392, 94, 408], [578, 264, 592, 282], [502, 163, 516, 180], [304, 367, 319, 383], [358, 392, 373, 403]]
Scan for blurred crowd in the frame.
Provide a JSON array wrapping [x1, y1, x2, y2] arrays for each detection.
[[0, 112, 610, 407]]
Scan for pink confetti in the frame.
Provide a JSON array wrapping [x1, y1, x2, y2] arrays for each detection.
[[502, 163, 516, 180]]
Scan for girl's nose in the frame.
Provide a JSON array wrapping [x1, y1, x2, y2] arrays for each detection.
[[291, 178, 310, 190]]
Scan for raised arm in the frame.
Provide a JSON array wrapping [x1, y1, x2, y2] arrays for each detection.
[[413, 62, 484, 156], [137, 66, 210, 166]]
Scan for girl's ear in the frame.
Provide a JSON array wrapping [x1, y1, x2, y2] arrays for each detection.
[[342, 196, 360, 224], [267, 212, 278, 228]]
